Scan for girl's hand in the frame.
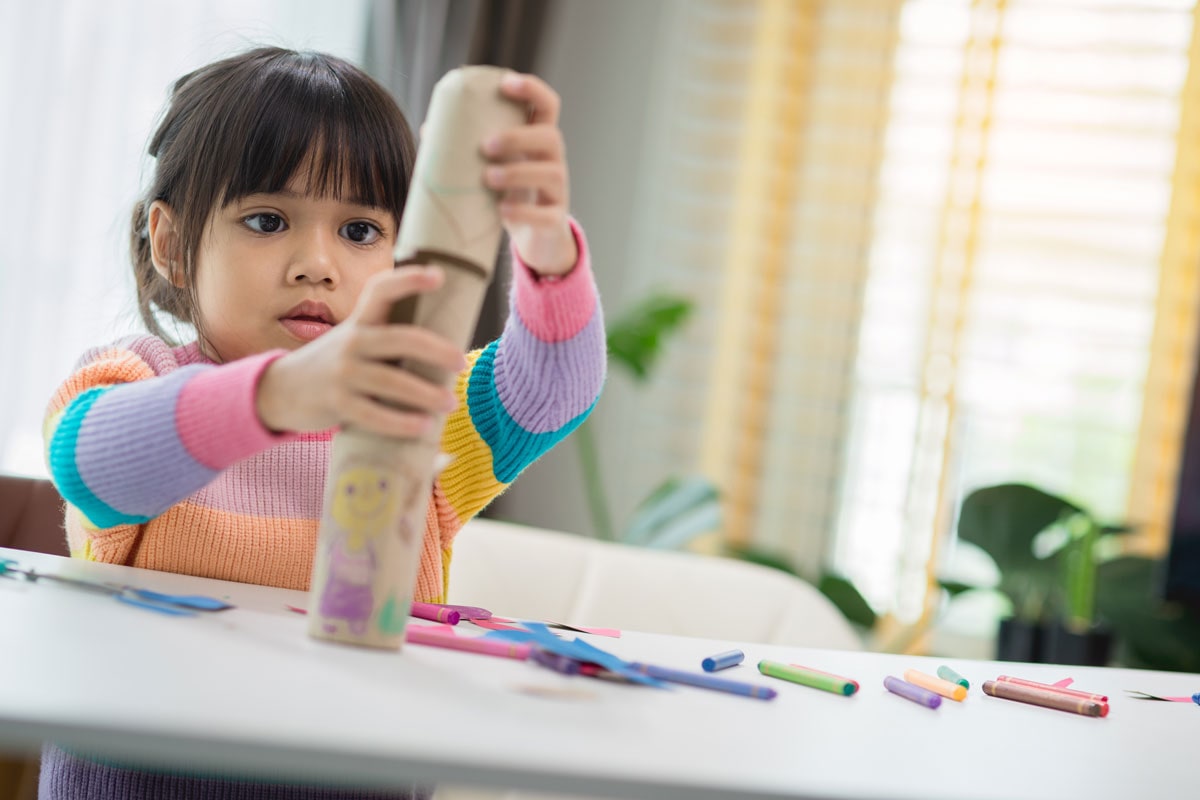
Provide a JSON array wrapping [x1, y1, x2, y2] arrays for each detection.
[[482, 73, 577, 277], [256, 267, 467, 437]]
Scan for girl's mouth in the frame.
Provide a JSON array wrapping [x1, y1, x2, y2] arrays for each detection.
[[280, 301, 335, 342], [279, 316, 333, 342]]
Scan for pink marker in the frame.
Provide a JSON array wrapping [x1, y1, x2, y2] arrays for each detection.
[[410, 602, 461, 625], [997, 675, 1108, 704], [405, 627, 530, 660], [440, 603, 493, 620]]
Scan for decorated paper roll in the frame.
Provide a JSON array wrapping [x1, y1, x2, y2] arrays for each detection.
[[307, 67, 525, 649]]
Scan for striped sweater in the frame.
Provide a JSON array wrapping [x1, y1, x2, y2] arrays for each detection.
[[43, 223, 604, 605]]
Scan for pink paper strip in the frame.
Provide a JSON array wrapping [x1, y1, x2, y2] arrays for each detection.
[[470, 618, 526, 632]]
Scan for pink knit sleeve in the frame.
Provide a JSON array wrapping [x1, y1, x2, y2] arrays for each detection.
[[510, 218, 597, 343], [175, 350, 297, 470]]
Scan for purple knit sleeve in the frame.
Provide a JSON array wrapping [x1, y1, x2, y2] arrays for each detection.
[[44, 337, 293, 527]]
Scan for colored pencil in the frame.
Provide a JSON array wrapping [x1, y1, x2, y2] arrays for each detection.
[[996, 675, 1107, 703], [410, 602, 461, 625], [531, 648, 582, 675], [758, 660, 857, 696], [904, 668, 967, 701], [405, 627, 530, 660], [632, 663, 776, 700], [439, 603, 493, 620], [701, 649, 745, 672], [937, 665, 969, 689], [983, 680, 1107, 717], [884, 676, 941, 709], [789, 663, 861, 692]]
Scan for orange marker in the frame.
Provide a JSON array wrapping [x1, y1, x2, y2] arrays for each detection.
[[903, 668, 968, 701]]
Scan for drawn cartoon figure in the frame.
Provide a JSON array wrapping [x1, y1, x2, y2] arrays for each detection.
[[318, 465, 397, 634]]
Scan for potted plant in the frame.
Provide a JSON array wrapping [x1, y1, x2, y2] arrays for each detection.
[[1039, 510, 1124, 666], [951, 482, 1200, 669], [573, 292, 706, 544], [953, 483, 1082, 662]]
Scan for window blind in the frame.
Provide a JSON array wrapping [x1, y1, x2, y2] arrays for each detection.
[[614, 0, 1200, 622]]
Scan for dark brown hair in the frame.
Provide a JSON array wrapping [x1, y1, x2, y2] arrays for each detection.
[[132, 47, 416, 344]]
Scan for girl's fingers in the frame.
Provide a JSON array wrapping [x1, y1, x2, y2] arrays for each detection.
[[499, 73, 560, 125], [351, 326, 467, 373], [351, 265, 444, 325], [342, 394, 437, 439], [481, 125, 564, 161], [349, 362, 458, 414], [484, 162, 566, 205]]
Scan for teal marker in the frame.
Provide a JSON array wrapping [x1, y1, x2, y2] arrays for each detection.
[[937, 665, 969, 689]]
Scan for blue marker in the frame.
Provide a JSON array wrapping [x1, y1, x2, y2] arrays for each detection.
[[1192, 692, 1200, 706], [701, 649, 745, 672]]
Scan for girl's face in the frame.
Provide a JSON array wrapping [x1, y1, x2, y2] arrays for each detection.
[[190, 169, 397, 363]]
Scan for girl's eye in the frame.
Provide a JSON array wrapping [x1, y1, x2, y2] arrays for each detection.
[[244, 213, 285, 234], [340, 221, 382, 244]]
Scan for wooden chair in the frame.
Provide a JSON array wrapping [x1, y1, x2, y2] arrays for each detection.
[[0, 474, 66, 800], [0, 474, 67, 556]]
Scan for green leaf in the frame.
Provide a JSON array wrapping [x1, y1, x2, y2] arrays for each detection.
[[622, 475, 720, 547], [722, 546, 878, 629], [957, 483, 1083, 621], [817, 573, 878, 628], [938, 579, 977, 598], [605, 294, 693, 382], [642, 502, 722, 550], [724, 544, 801, 576]]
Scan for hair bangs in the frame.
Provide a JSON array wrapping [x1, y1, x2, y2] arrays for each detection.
[[220, 52, 412, 222]]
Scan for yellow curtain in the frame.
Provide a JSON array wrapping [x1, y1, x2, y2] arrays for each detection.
[[1126, 2, 1200, 556]]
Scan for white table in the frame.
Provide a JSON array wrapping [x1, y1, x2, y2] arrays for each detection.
[[1, 547, 1196, 799]]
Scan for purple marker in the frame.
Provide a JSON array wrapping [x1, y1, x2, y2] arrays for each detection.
[[701, 649, 745, 672], [531, 647, 582, 675], [884, 676, 942, 709]]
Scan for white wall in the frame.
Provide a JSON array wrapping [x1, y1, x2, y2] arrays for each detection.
[[489, 0, 674, 536]]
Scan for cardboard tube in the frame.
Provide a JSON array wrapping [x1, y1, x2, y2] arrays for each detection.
[[307, 67, 525, 649]]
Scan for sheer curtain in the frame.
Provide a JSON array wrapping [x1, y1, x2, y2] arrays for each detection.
[[0, 0, 370, 477]]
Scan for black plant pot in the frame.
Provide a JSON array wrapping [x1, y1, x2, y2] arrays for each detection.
[[1041, 620, 1113, 667], [996, 617, 1044, 662]]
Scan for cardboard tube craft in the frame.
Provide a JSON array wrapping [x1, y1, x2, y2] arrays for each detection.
[[307, 67, 525, 649]]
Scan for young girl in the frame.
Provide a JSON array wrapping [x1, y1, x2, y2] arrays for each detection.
[[40, 47, 605, 800]]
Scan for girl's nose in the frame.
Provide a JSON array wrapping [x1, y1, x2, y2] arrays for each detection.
[[286, 228, 339, 285]]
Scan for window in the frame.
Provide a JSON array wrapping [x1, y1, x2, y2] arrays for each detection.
[[619, 0, 1200, 620]]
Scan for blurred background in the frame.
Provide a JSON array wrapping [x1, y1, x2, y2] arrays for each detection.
[[3, 0, 1199, 668]]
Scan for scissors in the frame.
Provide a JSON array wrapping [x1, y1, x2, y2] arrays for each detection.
[[0, 558, 232, 616]]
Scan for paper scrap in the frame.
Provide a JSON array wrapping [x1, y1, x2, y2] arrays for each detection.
[[470, 618, 527, 632], [548, 622, 622, 638], [1124, 690, 1196, 702]]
